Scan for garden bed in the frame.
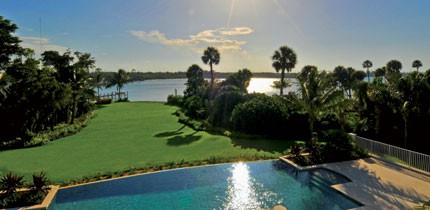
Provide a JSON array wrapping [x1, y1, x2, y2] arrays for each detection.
[[0, 185, 58, 210]]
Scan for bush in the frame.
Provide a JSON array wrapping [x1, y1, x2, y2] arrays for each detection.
[[30, 172, 50, 194], [182, 96, 206, 119], [96, 98, 112, 104], [208, 91, 245, 128], [321, 129, 366, 162], [0, 171, 50, 209], [231, 95, 288, 137], [166, 95, 183, 107]]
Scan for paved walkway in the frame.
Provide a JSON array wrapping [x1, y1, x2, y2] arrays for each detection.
[[320, 157, 430, 210]]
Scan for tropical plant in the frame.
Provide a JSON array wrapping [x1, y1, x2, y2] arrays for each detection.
[[30, 172, 50, 194], [271, 79, 291, 91], [184, 64, 205, 98], [106, 69, 129, 100], [386, 60, 403, 85], [374, 67, 386, 78], [297, 67, 343, 135], [412, 60, 423, 72], [222, 68, 253, 93], [386, 60, 403, 73], [0, 172, 24, 197], [362, 60, 373, 82], [271, 45, 297, 95], [201, 46, 220, 88], [41, 50, 96, 123], [321, 130, 356, 162], [93, 68, 105, 99]]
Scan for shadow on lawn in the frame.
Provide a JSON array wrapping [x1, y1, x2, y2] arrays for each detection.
[[154, 125, 186, 138], [167, 131, 201, 146]]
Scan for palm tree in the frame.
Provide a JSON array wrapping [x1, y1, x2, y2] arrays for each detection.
[[106, 69, 129, 100], [362, 60, 373, 82], [298, 68, 343, 135], [272, 45, 297, 95], [93, 68, 104, 99], [201, 46, 220, 88], [386, 60, 402, 74], [412, 60, 422, 72], [386, 60, 402, 84]]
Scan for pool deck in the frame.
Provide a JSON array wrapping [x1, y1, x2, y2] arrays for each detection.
[[289, 157, 430, 210]]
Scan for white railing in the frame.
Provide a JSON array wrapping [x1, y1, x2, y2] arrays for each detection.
[[350, 134, 430, 172]]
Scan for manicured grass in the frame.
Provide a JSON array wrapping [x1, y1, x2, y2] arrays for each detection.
[[0, 102, 293, 184]]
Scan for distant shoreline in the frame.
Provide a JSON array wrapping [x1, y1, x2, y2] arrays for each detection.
[[93, 71, 297, 82]]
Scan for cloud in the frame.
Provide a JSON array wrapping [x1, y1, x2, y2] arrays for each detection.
[[19, 36, 69, 55], [129, 27, 253, 53], [219, 27, 253, 36]]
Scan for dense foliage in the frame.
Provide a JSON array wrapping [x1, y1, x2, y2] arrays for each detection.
[[0, 172, 50, 209], [0, 17, 97, 148]]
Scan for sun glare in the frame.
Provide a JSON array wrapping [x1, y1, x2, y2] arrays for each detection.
[[224, 162, 260, 209]]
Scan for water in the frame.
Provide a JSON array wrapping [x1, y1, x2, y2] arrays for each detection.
[[51, 161, 361, 210], [100, 78, 300, 102]]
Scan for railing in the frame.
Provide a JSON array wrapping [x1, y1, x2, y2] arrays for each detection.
[[350, 134, 430, 172], [99, 92, 129, 100]]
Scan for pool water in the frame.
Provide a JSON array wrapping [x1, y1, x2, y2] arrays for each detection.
[[50, 161, 361, 210]]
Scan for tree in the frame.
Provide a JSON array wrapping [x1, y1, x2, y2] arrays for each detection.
[[0, 16, 22, 70], [375, 67, 386, 78], [300, 65, 317, 79], [184, 64, 205, 98], [412, 60, 422, 72], [201, 46, 220, 89], [362, 60, 373, 82], [93, 68, 104, 99], [222, 68, 253, 93], [272, 45, 297, 95], [41, 50, 95, 123], [386, 60, 402, 84], [106, 69, 129, 100], [386, 60, 402, 74], [331, 66, 363, 98], [298, 68, 343, 135]]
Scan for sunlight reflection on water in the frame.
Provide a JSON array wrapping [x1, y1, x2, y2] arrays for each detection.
[[224, 162, 260, 209]]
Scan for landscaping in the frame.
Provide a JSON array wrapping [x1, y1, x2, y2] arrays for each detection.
[[0, 102, 294, 185]]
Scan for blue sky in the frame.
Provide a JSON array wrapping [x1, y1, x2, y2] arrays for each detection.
[[2, 0, 430, 72]]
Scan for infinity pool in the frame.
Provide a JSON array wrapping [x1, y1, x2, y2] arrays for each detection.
[[50, 161, 361, 210]]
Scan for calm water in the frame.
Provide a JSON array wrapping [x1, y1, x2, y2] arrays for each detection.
[[100, 78, 300, 102], [51, 161, 361, 210]]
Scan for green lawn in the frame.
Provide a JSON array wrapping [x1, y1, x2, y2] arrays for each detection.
[[0, 102, 293, 184]]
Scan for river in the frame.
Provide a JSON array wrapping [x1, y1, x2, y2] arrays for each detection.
[[100, 78, 300, 101]]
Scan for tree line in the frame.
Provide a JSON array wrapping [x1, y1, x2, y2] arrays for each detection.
[[169, 45, 429, 155]]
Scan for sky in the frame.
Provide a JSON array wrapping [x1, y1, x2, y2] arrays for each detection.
[[1, 0, 430, 73]]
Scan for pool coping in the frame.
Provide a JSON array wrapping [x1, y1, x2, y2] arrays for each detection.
[[279, 155, 364, 209], [280, 155, 430, 210]]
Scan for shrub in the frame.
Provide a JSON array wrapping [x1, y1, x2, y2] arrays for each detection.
[[320, 129, 366, 162], [0, 172, 24, 197], [182, 96, 206, 119], [96, 98, 112, 104], [166, 95, 183, 107], [208, 91, 245, 128], [30, 172, 50, 194], [306, 137, 323, 164], [231, 95, 289, 138]]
